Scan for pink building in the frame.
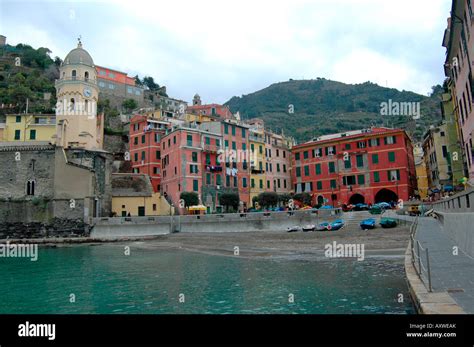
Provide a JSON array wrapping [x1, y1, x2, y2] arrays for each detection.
[[443, 0, 474, 183]]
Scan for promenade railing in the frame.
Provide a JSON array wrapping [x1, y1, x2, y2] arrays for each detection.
[[409, 217, 433, 292]]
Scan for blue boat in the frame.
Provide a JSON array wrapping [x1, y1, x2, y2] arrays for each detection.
[[380, 218, 398, 228], [329, 219, 345, 230], [360, 218, 376, 230]]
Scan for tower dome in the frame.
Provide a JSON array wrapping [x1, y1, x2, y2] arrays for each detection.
[[63, 40, 94, 66]]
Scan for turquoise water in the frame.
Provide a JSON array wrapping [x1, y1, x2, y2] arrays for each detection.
[[0, 244, 414, 314]]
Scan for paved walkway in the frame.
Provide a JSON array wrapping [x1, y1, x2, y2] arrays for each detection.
[[413, 217, 474, 313]]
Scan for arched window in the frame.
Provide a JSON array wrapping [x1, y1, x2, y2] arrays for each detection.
[[72, 70, 77, 80], [26, 180, 35, 196], [62, 72, 65, 79], [69, 98, 75, 112], [84, 71, 89, 81], [85, 100, 89, 114]]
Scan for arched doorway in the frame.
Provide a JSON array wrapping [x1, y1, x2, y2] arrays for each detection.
[[348, 193, 365, 205], [374, 188, 398, 203]]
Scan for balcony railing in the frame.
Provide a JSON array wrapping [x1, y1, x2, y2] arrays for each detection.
[[202, 144, 220, 153]]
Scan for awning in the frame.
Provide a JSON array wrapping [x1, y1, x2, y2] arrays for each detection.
[[189, 205, 207, 211]]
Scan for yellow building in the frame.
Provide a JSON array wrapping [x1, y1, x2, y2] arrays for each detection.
[[111, 173, 173, 216], [413, 143, 429, 199], [4, 114, 56, 142], [249, 126, 266, 206]]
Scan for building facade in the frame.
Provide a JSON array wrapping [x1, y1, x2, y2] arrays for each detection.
[[95, 65, 145, 106], [291, 127, 417, 207], [129, 114, 170, 192], [3, 114, 56, 142], [443, 0, 474, 184]]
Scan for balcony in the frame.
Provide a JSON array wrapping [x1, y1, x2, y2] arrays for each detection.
[[202, 143, 220, 153]]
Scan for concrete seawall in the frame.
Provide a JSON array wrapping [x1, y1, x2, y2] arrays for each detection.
[[434, 211, 474, 258], [91, 210, 341, 239]]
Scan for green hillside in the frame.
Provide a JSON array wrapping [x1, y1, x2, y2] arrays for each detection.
[[225, 78, 443, 143]]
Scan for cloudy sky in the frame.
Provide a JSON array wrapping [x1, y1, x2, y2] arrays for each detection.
[[1, 0, 451, 104]]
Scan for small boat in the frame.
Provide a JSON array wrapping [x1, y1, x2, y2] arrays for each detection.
[[286, 226, 302, 232], [302, 224, 315, 232], [376, 202, 391, 209], [316, 222, 330, 231], [329, 219, 345, 231], [360, 218, 376, 230], [353, 203, 369, 211], [380, 218, 397, 228], [369, 205, 383, 215]]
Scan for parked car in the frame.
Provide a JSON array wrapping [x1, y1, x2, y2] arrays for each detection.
[[360, 218, 376, 230]]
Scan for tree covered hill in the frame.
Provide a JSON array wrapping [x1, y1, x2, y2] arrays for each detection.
[[225, 78, 443, 143]]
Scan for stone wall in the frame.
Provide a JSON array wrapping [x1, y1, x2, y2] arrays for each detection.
[[0, 218, 89, 239]]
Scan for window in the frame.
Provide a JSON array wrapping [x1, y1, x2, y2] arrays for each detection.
[[345, 143, 351, 150], [384, 136, 397, 145], [304, 165, 310, 176], [72, 70, 76, 79], [259, 145, 263, 154], [142, 135, 145, 144], [242, 177, 247, 188], [206, 173, 211, 185], [356, 154, 363, 167], [357, 175, 365, 185], [134, 153, 138, 161], [277, 163, 280, 172], [193, 180, 199, 192], [315, 163, 321, 175], [328, 162, 335, 173], [260, 180, 263, 189], [234, 177, 238, 187], [14, 130, 21, 140], [206, 153, 211, 165], [251, 143, 255, 152], [232, 142, 236, 150], [26, 180, 35, 196], [29, 129, 36, 140], [84, 71, 89, 80], [192, 152, 198, 162], [251, 178, 255, 188], [224, 123, 229, 134], [108, 83, 115, 89], [283, 164, 287, 173], [232, 126, 236, 136], [374, 172, 380, 183], [343, 175, 356, 185], [295, 152, 300, 161], [216, 175, 222, 186], [267, 180, 270, 189], [153, 167, 160, 174], [141, 151, 146, 160], [242, 128, 246, 138], [388, 169, 400, 181], [190, 165, 199, 174], [242, 143, 246, 151], [357, 141, 366, 149], [156, 151, 161, 160], [216, 139, 220, 147], [173, 136, 176, 144], [330, 179, 337, 189], [296, 167, 301, 177], [388, 152, 395, 162], [313, 148, 322, 157], [205, 137, 210, 145], [442, 145, 448, 158], [16, 116, 21, 123], [225, 140, 229, 148], [187, 134, 193, 146], [317, 181, 323, 190], [303, 151, 309, 159], [344, 158, 351, 169], [372, 154, 379, 164], [99, 81, 105, 87], [369, 138, 380, 147]]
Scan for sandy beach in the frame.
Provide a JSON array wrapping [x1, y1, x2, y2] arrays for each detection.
[[133, 224, 411, 260]]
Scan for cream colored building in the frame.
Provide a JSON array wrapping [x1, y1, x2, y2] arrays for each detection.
[[111, 173, 173, 216], [54, 40, 104, 150]]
